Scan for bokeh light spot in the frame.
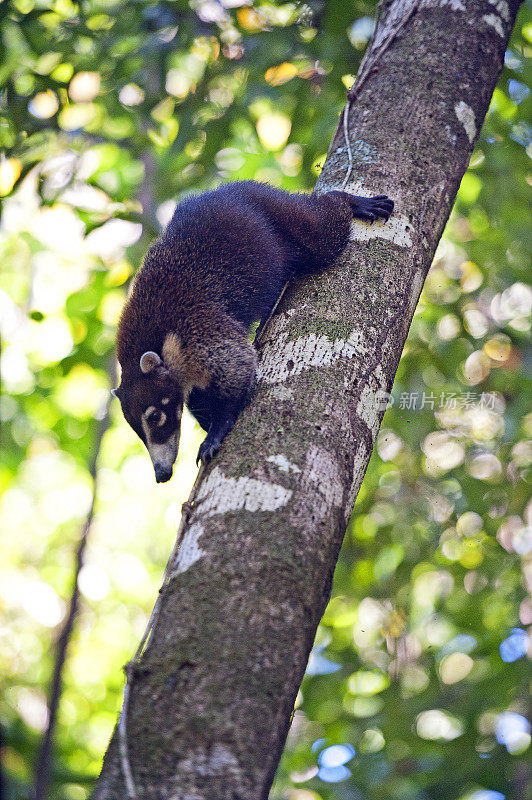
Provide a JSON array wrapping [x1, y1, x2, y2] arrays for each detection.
[[28, 90, 59, 118], [495, 711, 531, 754], [256, 113, 291, 150], [416, 709, 464, 741], [499, 628, 529, 663], [318, 744, 355, 768]]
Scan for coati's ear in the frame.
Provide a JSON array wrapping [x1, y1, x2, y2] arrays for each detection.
[[111, 388, 121, 399], [140, 351, 163, 374]]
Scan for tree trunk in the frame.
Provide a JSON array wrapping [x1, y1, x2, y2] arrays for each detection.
[[93, 0, 522, 797]]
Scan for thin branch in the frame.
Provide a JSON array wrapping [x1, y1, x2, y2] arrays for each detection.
[[341, 0, 419, 190]]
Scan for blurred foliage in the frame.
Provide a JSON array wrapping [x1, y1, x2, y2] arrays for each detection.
[[0, 0, 531, 799]]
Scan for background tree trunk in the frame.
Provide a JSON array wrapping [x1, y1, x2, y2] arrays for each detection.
[[93, 0, 522, 797]]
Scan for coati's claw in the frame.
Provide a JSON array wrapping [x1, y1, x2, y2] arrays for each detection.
[[348, 194, 394, 224], [197, 438, 220, 465], [197, 445, 216, 465]]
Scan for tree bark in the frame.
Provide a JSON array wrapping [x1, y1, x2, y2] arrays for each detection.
[[93, 0, 522, 797]]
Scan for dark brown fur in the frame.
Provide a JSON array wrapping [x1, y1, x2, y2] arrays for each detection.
[[114, 181, 393, 478]]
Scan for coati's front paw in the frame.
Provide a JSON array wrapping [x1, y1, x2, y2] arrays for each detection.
[[196, 416, 236, 465], [196, 437, 221, 465], [349, 194, 394, 223], [195, 400, 248, 465]]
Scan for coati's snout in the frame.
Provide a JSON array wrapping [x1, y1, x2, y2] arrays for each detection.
[[112, 350, 184, 483], [150, 429, 180, 483]]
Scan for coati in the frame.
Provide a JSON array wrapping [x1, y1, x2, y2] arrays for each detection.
[[113, 181, 394, 482]]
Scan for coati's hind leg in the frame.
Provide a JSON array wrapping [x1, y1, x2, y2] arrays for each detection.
[[290, 191, 394, 271], [238, 182, 394, 276]]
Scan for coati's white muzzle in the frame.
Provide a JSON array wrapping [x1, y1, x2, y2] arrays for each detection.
[[146, 431, 179, 483], [142, 411, 180, 483]]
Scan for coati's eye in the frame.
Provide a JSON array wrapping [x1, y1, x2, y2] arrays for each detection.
[[145, 406, 166, 426]]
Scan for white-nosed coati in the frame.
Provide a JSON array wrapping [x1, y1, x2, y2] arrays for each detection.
[[113, 181, 394, 482]]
